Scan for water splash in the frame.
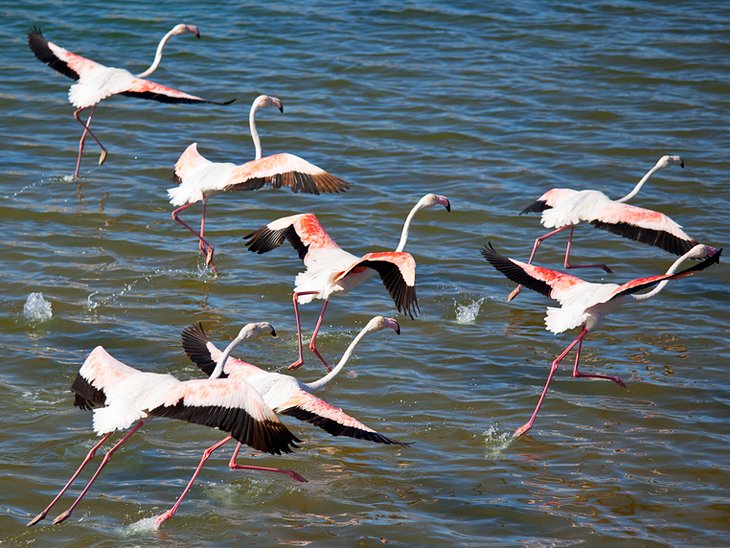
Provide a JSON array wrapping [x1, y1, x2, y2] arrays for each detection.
[[455, 297, 485, 324], [482, 424, 517, 458], [125, 515, 161, 533], [23, 292, 53, 322]]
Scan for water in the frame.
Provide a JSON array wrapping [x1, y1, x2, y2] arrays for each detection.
[[2, 0, 729, 545]]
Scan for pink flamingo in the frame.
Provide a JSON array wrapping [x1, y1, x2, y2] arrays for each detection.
[[27, 323, 302, 528], [244, 193, 451, 370], [28, 25, 233, 178], [169, 94, 350, 273], [181, 316, 406, 454], [482, 242, 721, 437], [509, 155, 695, 301]]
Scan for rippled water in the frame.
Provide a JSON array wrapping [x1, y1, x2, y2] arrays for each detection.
[[2, 1, 729, 545]]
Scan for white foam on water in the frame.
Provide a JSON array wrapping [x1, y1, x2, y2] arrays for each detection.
[[455, 297, 485, 324], [23, 292, 53, 322], [482, 424, 517, 458], [125, 515, 161, 533]]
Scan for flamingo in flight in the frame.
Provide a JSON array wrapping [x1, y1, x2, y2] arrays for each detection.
[[509, 155, 695, 301], [28, 24, 233, 178], [169, 94, 351, 273], [181, 316, 407, 463], [244, 193, 451, 370], [27, 323, 302, 528], [482, 242, 721, 437]]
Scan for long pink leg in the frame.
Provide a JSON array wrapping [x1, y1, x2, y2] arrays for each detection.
[[288, 291, 324, 370], [53, 421, 144, 524], [73, 106, 106, 178], [563, 226, 613, 273], [571, 336, 627, 387], [228, 441, 307, 483], [154, 436, 233, 526], [27, 432, 114, 527], [507, 225, 571, 301], [171, 200, 218, 274], [514, 328, 589, 437], [308, 300, 332, 372]]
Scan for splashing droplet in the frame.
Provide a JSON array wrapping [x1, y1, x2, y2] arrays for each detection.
[[455, 297, 485, 324], [23, 292, 53, 323], [482, 424, 516, 458]]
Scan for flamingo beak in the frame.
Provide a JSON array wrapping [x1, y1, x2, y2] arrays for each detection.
[[387, 319, 401, 335], [270, 327, 277, 337], [680, 159, 685, 168], [439, 196, 451, 212]]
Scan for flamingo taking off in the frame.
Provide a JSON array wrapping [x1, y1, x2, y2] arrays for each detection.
[[482, 242, 721, 437], [181, 316, 407, 453], [27, 323, 301, 528], [243, 193, 451, 370], [28, 25, 233, 178], [509, 155, 695, 301], [168, 94, 351, 273]]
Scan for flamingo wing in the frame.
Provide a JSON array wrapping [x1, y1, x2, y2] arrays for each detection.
[[520, 188, 576, 215], [336, 252, 419, 319], [71, 346, 142, 410], [481, 243, 586, 301], [121, 77, 235, 105], [28, 27, 99, 80], [608, 247, 722, 302], [279, 391, 407, 446], [222, 153, 350, 195], [588, 201, 697, 256], [244, 213, 341, 262], [148, 378, 300, 455]]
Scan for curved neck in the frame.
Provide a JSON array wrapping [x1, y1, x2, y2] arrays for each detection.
[[395, 202, 423, 252], [136, 28, 178, 78], [304, 328, 371, 391], [208, 335, 244, 379], [632, 250, 693, 302], [249, 101, 263, 160], [616, 161, 662, 203]]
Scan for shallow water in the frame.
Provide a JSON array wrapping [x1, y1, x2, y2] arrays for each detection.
[[2, 1, 729, 545]]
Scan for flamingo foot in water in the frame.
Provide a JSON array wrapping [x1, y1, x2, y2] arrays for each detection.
[[52, 509, 73, 525], [507, 285, 522, 302], [26, 511, 47, 527], [98, 149, 107, 166]]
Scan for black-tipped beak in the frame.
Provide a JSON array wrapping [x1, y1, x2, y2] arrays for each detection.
[[444, 200, 451, 212], [278, 105, 284, 113], [680, 160, 685, 168], [271, 328, 277, 337], [195, 31, 200, 39], [394, 321, 401, 335]]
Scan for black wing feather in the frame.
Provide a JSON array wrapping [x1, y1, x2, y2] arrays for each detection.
[[520, 200, 550, 215], [590, 220, 698, 256], [70, 373, 106, 410], [28, 27, 80, 80], [181, 323, 225, 378], [244, 224, 309, 261], [481, 242, 553, 299], [359, 260, 419, 319], [280, 406, 409, 446]]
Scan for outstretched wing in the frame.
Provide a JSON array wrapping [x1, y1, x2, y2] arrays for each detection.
[[481, 242, 586, 301], [280, 390, 408, 446], [609, 247, 721, 301], [244, 213, 342, 262], [336, 251, 419, 319], [588, 201, 697, 256], [28, 26, 99, 80], [71, 346, 142, 410], [148, 378, 299, 455], [121, 77, 235, 105], [223, 153, 350, 195]]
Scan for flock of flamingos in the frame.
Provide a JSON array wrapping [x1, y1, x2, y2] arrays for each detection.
[[25, 24, 721, 528]]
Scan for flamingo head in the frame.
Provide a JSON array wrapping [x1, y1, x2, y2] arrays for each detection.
[[686, 244, 721, 260], [364, 316, 401, 335], [253, 95, 284, 114], [237, 322, 277, 341], [656, 154, 684, 170], [417, 193, 451, 212], [171, 24, 200, 38]]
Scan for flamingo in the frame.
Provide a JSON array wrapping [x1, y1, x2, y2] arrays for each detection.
[[509, 155, 694, 301], [28, 25, 233, 178], [27, 322, 302, 528], [181, 316, 407, 458], [481, 242, 721, 437], [243, 193, 451, 370], [168, 94, 351, 273]]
